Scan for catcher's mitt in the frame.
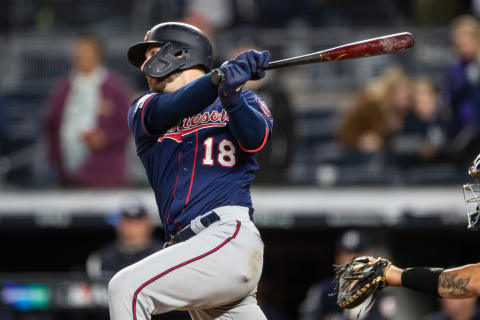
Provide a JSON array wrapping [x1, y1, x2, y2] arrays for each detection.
[[333, 256, 391, 310]]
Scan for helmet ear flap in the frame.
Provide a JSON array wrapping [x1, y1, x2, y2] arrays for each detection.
[[143, 42, 187, 78]]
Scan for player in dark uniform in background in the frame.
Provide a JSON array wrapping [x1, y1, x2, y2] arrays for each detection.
[[86, 200, 164, 280], [300, 230, 397, 320], [107, 22, 272, 320]]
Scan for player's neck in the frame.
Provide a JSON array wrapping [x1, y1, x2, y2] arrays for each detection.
[[163, 69, 205, 93]]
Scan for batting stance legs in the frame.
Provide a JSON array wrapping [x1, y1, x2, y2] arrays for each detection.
[[107, 207, 266, 320]]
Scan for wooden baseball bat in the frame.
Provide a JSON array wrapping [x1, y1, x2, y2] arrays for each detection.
[[211, 32, 414, 84], [263, 32, 414, 70]]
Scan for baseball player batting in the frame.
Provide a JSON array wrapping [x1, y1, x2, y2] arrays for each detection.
[[107, 22, 272, 319]]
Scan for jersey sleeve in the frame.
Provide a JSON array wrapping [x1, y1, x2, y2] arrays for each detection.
[[128, 73, 218, 154], [242, 90, 274, 132], [127, 92, 160, 154], [141, 73, 218, 135], [229, 90, 274, 153]]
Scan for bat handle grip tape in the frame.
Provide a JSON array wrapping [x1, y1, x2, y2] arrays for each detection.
[[210, 69, 225, 85]]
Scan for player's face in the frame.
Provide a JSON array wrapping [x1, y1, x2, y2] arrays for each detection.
[[117, 217, 153, 243], [141, 45, 162, 71], [142, 45, 182, 92], [142, 46, 161, 89]]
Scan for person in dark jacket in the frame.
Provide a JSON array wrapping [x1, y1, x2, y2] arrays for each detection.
[[444, 15, 480, 168], [86, 200, 164, 280]]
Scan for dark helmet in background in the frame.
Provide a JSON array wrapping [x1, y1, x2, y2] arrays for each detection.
[[127, 22, 213, 78], [462, 154, 480, 230]]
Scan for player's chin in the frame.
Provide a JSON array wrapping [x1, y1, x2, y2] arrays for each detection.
[[147, 71, 182, 92], [147, 76, 167, 92]]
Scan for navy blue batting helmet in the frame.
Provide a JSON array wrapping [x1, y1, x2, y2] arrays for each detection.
[[127, 22, 213, 78]]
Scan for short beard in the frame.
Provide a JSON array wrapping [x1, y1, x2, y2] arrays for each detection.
[[147, 71, 182, 92]]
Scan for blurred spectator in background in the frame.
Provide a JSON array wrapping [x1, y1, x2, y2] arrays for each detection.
[[299, 230, 397, 320], [337, 82, 386, 155], [86, 201, 188, 319], [337, 67, 412, 155], [44, 33, 131, 188], [231, 0, 261, 27], [391, 77, 447, 168], [444, 15, 480, 168], [423, 297, 480, 320], [383, 69, 413, 136], [0, 95, 9, 187], [181, 11, 226, 68], [184, 0, 231, 30], [230, 42, 296, 184], [0, 95, 7, 158], [86, 200, 163, 280]]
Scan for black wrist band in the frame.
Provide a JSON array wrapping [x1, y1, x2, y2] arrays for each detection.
[[401, 267, 444, 297]]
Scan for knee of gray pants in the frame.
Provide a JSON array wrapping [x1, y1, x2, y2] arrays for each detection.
[[108, 268, 157, 319], [108, 267, 174, 316], [108, 268, 133, 301]]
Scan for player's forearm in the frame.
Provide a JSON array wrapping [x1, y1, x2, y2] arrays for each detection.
[[438, 265, 480, 298], [385, 263, 480, 298], [384, 264, 403, 286], [226, 97, 268, 151], [144, 73, 218, 133]]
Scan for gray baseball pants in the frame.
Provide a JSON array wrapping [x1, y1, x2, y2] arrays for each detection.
[[107, 206, 266, 320]]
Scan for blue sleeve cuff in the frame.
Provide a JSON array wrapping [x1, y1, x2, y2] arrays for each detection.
[[227, 96, 269, 152]]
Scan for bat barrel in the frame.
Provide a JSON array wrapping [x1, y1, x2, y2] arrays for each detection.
[[262, 32, 414, 71]]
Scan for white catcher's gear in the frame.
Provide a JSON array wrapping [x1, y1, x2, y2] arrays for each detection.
[[463, 154, 480, 230]]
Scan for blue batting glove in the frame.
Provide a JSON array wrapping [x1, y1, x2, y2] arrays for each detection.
[[218, 50, 270, 108]]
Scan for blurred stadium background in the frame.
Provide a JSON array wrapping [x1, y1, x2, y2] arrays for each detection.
[[1, 0, 480, 319]]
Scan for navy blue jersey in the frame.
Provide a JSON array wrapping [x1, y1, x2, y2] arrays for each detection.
[[128, 89, 273, 240]]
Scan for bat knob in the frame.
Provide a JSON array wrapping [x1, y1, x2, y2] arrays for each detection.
[[210, 69, 225, 85]]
